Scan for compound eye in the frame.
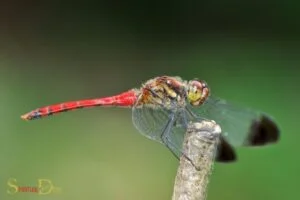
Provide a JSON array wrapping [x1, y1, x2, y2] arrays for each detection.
[[187, 80, 209, 106]]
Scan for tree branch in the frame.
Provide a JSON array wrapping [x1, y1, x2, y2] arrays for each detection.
[[172, 120, 221, 200]]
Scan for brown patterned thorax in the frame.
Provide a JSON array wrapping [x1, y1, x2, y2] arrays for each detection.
[[135, 76, 187, 109]]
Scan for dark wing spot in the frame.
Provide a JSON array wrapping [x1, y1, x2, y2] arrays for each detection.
[[246, 115, 280, 146], [215, 136, 236, 162]]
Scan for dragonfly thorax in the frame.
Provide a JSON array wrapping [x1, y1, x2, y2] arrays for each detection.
[[135, 76, 188, 109]]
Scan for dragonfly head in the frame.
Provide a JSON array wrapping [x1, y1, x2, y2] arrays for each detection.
[[187, 79, 210, 106]]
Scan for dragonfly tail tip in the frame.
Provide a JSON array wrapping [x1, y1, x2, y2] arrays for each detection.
[[20, 114, 30, 121]]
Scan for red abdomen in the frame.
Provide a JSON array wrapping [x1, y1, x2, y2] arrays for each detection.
[[21, 90, 139, 120]]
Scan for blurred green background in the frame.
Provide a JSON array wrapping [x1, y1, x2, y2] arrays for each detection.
[[1, 1, 299, 200]]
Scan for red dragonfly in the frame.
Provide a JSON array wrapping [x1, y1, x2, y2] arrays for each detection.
[[21, 76, 279, 162]]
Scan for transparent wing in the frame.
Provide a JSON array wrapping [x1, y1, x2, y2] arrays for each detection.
[[165, 112, 187, 158], [187, 96, 279, 147], [132, 106, 170, 143], [132, 105, 187, 158], [132, 105, 237, 162]]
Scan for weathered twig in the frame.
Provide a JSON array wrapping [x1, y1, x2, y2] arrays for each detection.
[[172, 120, 221, 200]]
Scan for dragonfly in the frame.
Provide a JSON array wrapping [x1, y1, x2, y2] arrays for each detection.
[[21, 76, 279, 162]]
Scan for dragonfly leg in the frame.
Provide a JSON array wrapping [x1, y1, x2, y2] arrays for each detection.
[[186, 107, 205, 121], [160, 112, 200, 170]]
